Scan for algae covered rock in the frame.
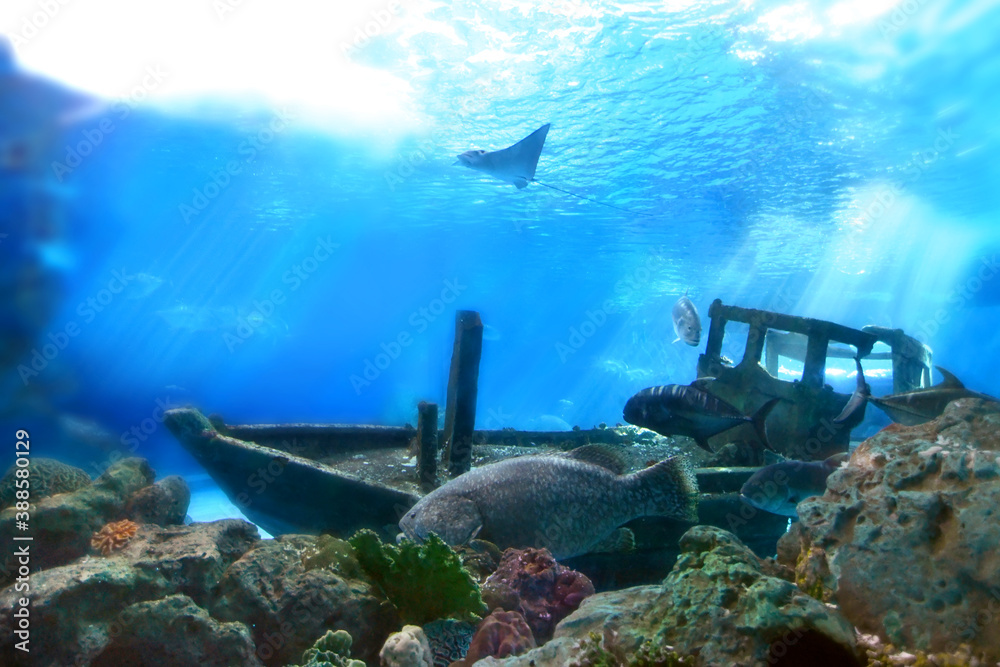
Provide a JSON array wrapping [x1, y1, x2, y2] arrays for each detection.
[[288, 629, 365, 667], [89, 594, 262, 667], [0, 457, 91, 510], [0, 457, 154, 583], [124, 475, 191, 526], [0, 518, 258, 666], [211, 534, 396, 666], [350, 529, 487, 626], [778, 398, 1000, 661]]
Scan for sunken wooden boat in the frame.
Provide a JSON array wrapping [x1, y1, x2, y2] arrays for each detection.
[[164, 406, 787, 588]]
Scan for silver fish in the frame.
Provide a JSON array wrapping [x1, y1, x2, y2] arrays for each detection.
[[740, 452, 849, 517], [398, 445, 699, 560], [672, 294, 701, 346], [869, 366, 998, 426]]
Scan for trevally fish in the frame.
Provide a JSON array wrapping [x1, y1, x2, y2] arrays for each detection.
[[398, 445, 699, 560], [740, 452, 849, 517], [833, 357, 870, 428], [623, 383, 779, 453], [672, 293, 701, 346], [869, 366, 998, 426]]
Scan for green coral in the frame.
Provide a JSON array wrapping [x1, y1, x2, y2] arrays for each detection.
[[348, 529, 486, 626], [301, 535, 364, 579], [286, 629, 364, 667]]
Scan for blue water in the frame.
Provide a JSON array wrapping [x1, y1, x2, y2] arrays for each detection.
[[2, 0, 999, 490]]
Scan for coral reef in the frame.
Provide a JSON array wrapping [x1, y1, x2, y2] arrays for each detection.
[[452, 609, 537, 666], [124, 475, 191, 526], [88, 594, 262, 667], [380, 624, 434, 667], [424, 619, 475, 667], [287, 629, 365, 667], [475, 526, 858, 667], [92, 518, 140, 555], [0, 457, 153, 583], [0, 457, 91, 510], [778, 398, 1000, 661], [481, 546, 595, 642], [212, 534, 396, 666], [349, 529, 487, 626]]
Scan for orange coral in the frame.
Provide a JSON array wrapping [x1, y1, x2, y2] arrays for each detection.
[[91, 519, 139, 555]]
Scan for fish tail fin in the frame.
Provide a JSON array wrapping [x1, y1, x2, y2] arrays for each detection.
[[751, 398, 781, 452], [632, 456, 699, 522]]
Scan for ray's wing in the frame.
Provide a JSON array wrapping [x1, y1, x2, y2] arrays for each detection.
[[482, 123, 550, 189]]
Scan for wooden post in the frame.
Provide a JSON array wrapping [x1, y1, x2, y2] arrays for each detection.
[[443, 310, 483, 477], [417, 401, 438, 489]]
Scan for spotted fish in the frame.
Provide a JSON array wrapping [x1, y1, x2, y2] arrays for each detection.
[[398, 445, 699, 560]]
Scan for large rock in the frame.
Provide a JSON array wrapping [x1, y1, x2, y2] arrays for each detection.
[[0, 458, 153, 584], [778, 398, 1000, 659], [477, 526, 858, 666], [124, 475, 191, 526], [89, 595, 262, 667], [0, 519, 259, 666], [119, 519, 260, 607], [210, 534, 398, 666]]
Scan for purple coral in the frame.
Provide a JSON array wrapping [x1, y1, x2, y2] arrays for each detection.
[[482, 547, 595, 642], [451, 610, 536, 666]]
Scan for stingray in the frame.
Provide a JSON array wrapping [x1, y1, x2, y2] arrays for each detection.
[[455, 124, 650, 215], [455, 123, 550, 189]]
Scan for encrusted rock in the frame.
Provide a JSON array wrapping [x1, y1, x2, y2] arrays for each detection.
[[380, 624, 433, 667], [0, 518, 259, 666], [89, 594, 262, 667], [0, 457, 154, 583], [778, 398, 1000, 660], [124, 475, 191, 526], [210, 534, 398, 666]]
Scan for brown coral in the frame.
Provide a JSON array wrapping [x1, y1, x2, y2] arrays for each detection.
[[91, 519, 139, 555]]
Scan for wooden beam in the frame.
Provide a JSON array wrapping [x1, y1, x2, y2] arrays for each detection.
[[443, 310, 483, 477]]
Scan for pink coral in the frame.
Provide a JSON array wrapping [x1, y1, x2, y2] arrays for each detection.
[[482, 547, 595, 642], [450, 610, 535, 666]]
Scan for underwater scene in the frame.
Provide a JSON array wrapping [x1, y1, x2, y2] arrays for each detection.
[[2, 0, 1000, 664]]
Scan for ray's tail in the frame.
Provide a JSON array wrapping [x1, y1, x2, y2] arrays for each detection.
[[532, 180, 654, 217]]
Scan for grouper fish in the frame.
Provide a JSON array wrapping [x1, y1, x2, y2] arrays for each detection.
[[397, 445, 699, 560], [623, 383, 779, 453]]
